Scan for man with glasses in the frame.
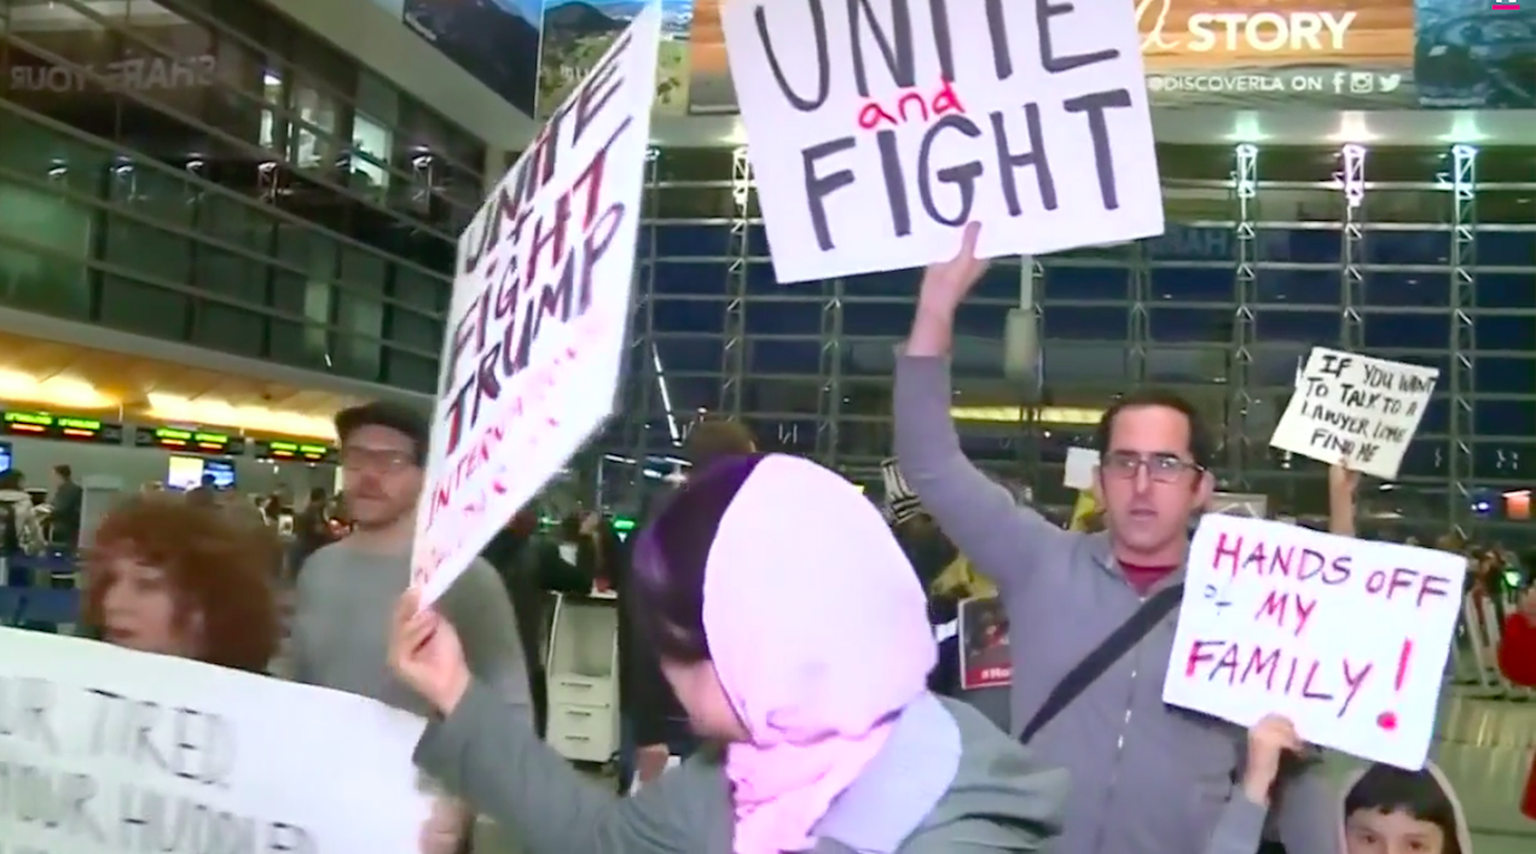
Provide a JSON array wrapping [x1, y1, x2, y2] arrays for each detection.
[[290, 401, 530, 854], [890, 224, 1337, 854]]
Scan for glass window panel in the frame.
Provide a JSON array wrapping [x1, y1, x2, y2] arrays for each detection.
[[289, 80, 340, 170], [742, 377, 819, 414], [1364, 230, 1450, 266], [1361, 311, 1447, 350], [0, 235, 90, 320], [340, 246, 386, 294], [653, 298, 725, 335], [108, 164, 195, 228], [966, 263, 1023, 303], [1473, 442, 1536, 481], [656, 148, 736, 182], [1043, 343, 1129, 384], [190, 300, 265, 357], [1145, 225, 1236, 263], [1149, 307, 1232, 344], [1249, 345, 1311, 387], [839, 269, 915, 299], [1479, 188, 1534, 226], [953, 301, 1007, 341], [652, 261, 725, 296], [747, 338, 820, 375], [198, 193, 275, 254], [275, 224, 337, 279], [335, 294, 383, 381], [742, 262, 780, 296], [1047, 239, 1135, 262], [383, 348, 438, 395], [743, 299, 823, 337], [1255, 188, 1343, 223], [1042, 265, 1129, 302], [103, 217, 192, 284], [1253, 267, 1341, 306], [1363, 190, 1445, 225], [1149, 267, 1232, 302], [392, 266, 445, 312], [1362, 270, 1452, 309], [1145, 347, 1229, 384], [1474, 312, 1532, 351], [1042, 305, 1125, 340], [386, 306, 441, 353], [1417, 396, 1450, 435], [1258, 229, 1341, 264], [99, 273, 189, 340], [349, 113, 392, 195], [0, 178, 92, 258], [737, 415, 818, 455], [654, 186, 741, 219], [1475, 357, 1536, 396], [1475, 399, 1536, 437], [1397, 441, 1448, 479], [1253, 309, 1337, 343], [1473, 273, 1536, 310], [191, 245, 266, 305], [838, 418, 893, 460], [653, 335, 724, 373], [1375, 351, 1451, 382], [268, 269, 306, 316], [1475, 230, 1536, 268], [653, 225, 731, 258], [842, 301, 914, 339]]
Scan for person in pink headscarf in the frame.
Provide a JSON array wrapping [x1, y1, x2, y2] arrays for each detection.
[[389, 453, 1067, 853]]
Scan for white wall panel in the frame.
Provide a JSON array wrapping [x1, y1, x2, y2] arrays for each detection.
[[260, 0, 537, 150]]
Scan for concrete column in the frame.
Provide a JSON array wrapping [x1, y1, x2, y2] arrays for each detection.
[[1003, 255, 1037, 382], [483, 148, 514, 193]]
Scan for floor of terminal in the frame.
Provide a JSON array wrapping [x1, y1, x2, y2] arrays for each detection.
[[469, 689, 1536, 853]]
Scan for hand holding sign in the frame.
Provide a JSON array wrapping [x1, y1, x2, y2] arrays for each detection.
[[1164, 515, 1466, 770], [917, 222, 988, 315]]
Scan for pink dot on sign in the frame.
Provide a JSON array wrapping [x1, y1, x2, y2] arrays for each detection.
[[1376, 711, 1398, 731]]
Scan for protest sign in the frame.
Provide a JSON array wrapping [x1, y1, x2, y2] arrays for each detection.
[[1269, 347, 1438, 480], [410, 3, 662, 604], [1163, 515, 1466, 770], [1064, 447, 1099, 490], [722, 0, 1163, 283], [959, 596, 1012, 690], [1209, 492, 1267, 518], [0, 628, 431, 854]]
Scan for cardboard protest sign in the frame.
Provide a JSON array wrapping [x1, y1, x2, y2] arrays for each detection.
[[1064, 447, 1099, 490], [410, 3, 662, 604], [0, 628, 431, 853], [722, 0, 1163, 284], [1163, 515, 1466, 770], [958, 596, 1012, 690], [1209, 492, 1267, 519], [1269, 347, 1438, 480]]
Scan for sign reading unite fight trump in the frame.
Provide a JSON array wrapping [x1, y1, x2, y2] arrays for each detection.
[[721, 0, 1164, 284], [410, 2, 661, 605], [1163, 515, 1466, 770]]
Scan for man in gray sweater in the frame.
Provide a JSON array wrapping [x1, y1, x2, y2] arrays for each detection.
[[291, 401, 531, 854], [893, 224, 1338, 854]]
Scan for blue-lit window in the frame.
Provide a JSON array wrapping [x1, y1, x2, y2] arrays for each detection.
[[1043, 343, 1130, 385], [1396, 441, 1448, 479], [1254, 309, 1337, 343], [953, 302, 1008, 341], [1474, 356, 1536, 395], [743, 299, 824, 337], [747, 338, 821, 375], [1417, 396, 1450, 435], [652, 261, 726, 297], [1042, 305, 1126, 340], [742, 416, 819, 455], [1145, 226, 1235, 263], [1248, 345, 1310, 387], [1474, 312, 1533, 351], [1258, 229, 1342, 265], [1253, 267, 1341, 306], [842, 269, 917, 298], [843, 301, 915, 339], [1472, 442, 1536, 481], [1474, 273, 1536, 310], [1475, 230, 1536, 267], [1475, 399, 1536, 437], [1361, 312, 1447, 350], [1363, 230, 1450, 266], [654, 335, 725, 373], [653, 299, 727, 335], [1362, 271, 1452, 309], [967, 263, 1026, 303], [653, 225, 733, 258], [1042, 265, 1129, 302], [1145, 347, 1228, 384], [1375, 351, 1451, 381], [1148, 307, 1232, 343], [1149, 267, 1231, 302]]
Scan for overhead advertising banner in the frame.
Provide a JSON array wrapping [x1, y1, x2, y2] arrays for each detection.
[[603, 0, 1531, 114], [404, 0, 544, 116], [536, 0, 691, 117]]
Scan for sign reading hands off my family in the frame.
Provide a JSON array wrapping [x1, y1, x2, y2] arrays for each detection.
[[1269, 347, 1439, 480], [1163, 515, 1466, 770], [409, 4, 662, 605], [0, 628, 431, 854], [722, 0, 1164, 283]]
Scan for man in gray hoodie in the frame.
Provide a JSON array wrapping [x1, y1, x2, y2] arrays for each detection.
[[892, 224, 1339, 854]]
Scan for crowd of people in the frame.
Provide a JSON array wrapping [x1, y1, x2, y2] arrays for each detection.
[[22, 227, 1533, 853]]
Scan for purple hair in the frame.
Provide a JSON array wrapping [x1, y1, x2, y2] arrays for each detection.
[[628, 454, 762, 663]]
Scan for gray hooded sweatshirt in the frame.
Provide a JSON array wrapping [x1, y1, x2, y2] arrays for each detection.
[[892, 353, 1340, 854]]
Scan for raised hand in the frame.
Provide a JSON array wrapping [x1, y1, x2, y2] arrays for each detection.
[[1241, 713, 1302, 804], [389, 590, 471, 715], [917, 222, 990, 317]]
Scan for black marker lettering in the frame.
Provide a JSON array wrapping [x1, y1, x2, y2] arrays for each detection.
[[755, 0, 830, 111], [1063, 88, 1132, 210], [992, 105, 1057, 213], [917, 115, 983, 226], [1036, 0, 1120, 73], [926, 0, 956, 80], [801, 137, 858, 249], [983, 0, 1013, 81], [849, 0, 915, 96], [875, 129, 912, 236]]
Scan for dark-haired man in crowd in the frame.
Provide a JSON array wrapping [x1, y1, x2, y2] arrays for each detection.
[[620, 417, 757, 790], [891, 224, 1337, 854]]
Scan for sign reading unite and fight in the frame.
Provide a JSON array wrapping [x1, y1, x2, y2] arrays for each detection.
[[1163, 515, 1466, 770], [722, 0, 1164, 283], [410, 3, 662, 604]]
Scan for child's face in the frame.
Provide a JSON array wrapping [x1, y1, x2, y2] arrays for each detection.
[[1345, 809, 1447, 854]]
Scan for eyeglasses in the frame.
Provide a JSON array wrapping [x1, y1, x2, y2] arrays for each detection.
[[339, 446, 417, 473], [1102, 450, 1202, 484]]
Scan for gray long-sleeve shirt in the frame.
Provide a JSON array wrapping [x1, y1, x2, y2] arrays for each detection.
[[289, 540, 532, 717], [892, 353, 1340, 854]]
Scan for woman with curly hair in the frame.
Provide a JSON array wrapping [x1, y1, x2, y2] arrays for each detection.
[[81, 493, 282, 672]]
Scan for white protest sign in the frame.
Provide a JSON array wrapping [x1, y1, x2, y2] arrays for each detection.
[[1063, 447, 1099, 490], [1209, 492, 1267, 519], [1163, 515, 1466, 770], [410, 4, 662, 604], [722, 0, 1163, 284], [0, 628, 431, 853], [1269, 347, 1438, 480]]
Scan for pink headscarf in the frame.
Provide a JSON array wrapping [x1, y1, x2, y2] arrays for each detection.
[[702, 455, 937, 854]]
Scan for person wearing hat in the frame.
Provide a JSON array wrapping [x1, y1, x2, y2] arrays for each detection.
[[288, 401, 531, 854]]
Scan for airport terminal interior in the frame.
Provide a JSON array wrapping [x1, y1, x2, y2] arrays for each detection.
[[1, 0, 1534, 851]]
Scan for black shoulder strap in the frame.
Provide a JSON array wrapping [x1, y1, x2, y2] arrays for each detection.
[[1018, 583, 1184, 745]]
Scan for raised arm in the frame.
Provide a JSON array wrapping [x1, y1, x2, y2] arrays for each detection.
[[1327, 461, 1358, 537], [897, 224, 1066, 596]]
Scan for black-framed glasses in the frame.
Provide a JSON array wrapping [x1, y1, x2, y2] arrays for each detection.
[[1102, 451, 1202, 484]]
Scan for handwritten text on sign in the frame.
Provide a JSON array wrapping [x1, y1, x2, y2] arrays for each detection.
[[1163, 516, 1465, 770], [410, 4, 661, 604], [722, 0, 1163, 284], [1269, 347, 1439, 480], [0, 628, 431, 854]]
